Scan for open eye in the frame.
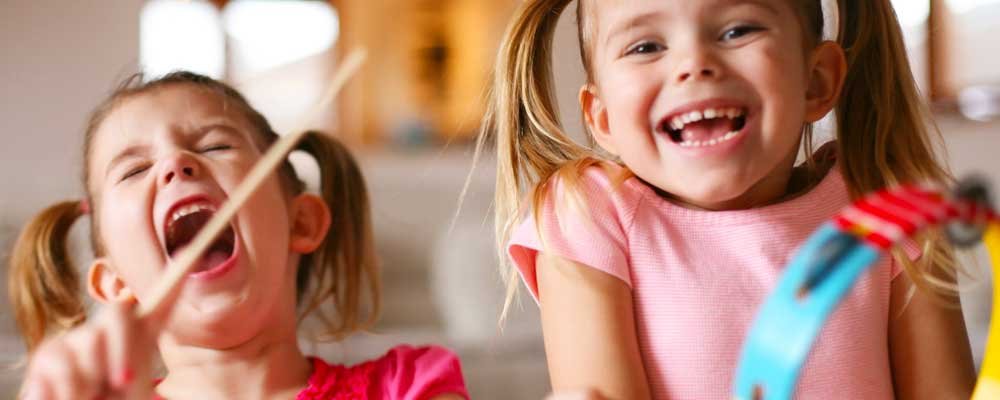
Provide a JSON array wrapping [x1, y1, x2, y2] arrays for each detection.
[[720, 25, 763, 42], [625, 41, 666, 56]]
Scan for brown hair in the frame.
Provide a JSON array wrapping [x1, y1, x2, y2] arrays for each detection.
[[8, 72, 380, 351], [476, 0, 958, 315]]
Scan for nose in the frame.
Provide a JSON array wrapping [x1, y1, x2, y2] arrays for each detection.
[[674, 43, 721, 84], [159, 152, 200, 186]]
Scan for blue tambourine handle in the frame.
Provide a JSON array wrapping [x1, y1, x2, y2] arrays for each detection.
[[731, 223, 882, 400]]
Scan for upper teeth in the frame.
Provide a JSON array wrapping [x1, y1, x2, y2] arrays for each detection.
[[668, 107, 745, 131], [169, 203, 216, 224]]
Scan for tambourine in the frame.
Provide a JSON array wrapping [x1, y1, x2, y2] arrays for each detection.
[[732, 177, 999, 400]]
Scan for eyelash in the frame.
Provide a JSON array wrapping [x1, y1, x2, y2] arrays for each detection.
[[119, 144, 232, 182], [121, 165, 149, 182], [625, 41, 665, 56], [720, 25, 763, 41], [199, 144, 232, 153], [624, 24, 761, 57]]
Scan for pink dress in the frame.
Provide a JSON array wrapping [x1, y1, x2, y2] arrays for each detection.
[[154, 345, 469, 400], [509, 163, 918, 399], [297, 345, 468, 400]]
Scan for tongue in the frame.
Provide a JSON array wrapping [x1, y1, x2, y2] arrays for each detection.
[[194, 249, 231, 273], [681, 119, 733, 142]]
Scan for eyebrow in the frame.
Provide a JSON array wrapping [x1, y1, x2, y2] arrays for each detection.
[[195, 122, 245, 142], [738, 0, 780, 16], [105, 145, 148, 179], [604, 11, 665, 48], [602, 0, 780, 47]]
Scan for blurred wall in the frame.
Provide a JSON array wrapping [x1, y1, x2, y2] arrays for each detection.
[[0, 1, 142, 393], [0, 0, 142, 330]]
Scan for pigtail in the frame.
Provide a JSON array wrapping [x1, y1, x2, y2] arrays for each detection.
[[474, 0, 607, 318], [834, 0, 959, 294], [7, 201, 87, 352], [295, 131, 380, 340]]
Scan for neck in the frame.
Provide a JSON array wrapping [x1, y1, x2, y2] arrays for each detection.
[[668, 143, 830, 211], [155, 296, 311, 399]]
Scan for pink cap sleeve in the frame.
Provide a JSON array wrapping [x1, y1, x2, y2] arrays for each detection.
[[890, 237, 924, 279], [371, 345, 469, 400], [507, 167, 640, 300]]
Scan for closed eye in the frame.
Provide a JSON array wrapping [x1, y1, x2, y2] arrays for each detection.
[[199, 144, 232, 153], [120, 165, 150, 182]]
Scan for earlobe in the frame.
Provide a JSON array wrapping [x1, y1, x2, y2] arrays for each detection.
[[289, 193, 331, 254], [804, 41, 848, 123], [87, 258, 135, 304], [579, 84, 618, 155]]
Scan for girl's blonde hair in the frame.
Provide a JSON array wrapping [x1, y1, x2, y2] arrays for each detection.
[[7, 72, 381, 352], [477, 0, 958, 315]]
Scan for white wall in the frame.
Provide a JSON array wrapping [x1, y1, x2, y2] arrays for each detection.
[[0, 0, 142, 221], [0, 1, 142, 391]]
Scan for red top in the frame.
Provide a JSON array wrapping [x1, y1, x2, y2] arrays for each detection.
[[154, 345, 469, 400]]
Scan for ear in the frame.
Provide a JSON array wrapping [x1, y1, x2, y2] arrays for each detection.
[[804, 40, 847, 123], [580, 84, 617, 155], [289, 193, 331, 254], [87, 258, 135, 304]]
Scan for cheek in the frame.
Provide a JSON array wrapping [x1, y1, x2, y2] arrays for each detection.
[[236, 177, 293, 268], [601, 68, 660, 128], [743, 45, 810, 131], [97, 190, 161, 292]]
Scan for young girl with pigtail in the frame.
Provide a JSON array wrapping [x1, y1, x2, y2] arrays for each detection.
[[8, 72, 468, 399], [479, 0, 976, 398]]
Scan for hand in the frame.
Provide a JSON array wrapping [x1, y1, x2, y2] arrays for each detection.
[[20, 300, 159, 400], [546, 389, 609, 400]]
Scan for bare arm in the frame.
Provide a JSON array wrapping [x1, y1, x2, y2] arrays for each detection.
[[536, 252, 652, 400], [889, 271, 976, 399]]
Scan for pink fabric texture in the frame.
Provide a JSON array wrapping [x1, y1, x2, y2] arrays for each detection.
[[297, 345, 469, 400], [509, 164, 920, 399], [153, 345, 468, 399]]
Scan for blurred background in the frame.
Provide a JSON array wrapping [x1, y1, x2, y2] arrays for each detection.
[[2, 0, 1000, 398]]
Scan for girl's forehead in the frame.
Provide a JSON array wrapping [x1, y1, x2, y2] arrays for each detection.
[[103, 86, 239, 131], [589, 0, 791, 27], [95, 87, 251, 147]]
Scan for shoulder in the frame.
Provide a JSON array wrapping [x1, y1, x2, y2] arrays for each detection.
[[508, 162, 648, 298], [538, 161, 650, 226], [299, 345, 468, 400]]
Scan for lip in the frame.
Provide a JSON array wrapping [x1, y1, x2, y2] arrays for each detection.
[[655, 98, 749, 133]]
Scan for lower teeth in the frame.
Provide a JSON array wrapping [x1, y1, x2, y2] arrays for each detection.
[[680, 130, 740, 148]]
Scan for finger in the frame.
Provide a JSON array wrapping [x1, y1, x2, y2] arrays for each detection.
[[63, 328, 110, 397], [102, 301, 143, 390], [122, 354, 155, 400], [19, 377, 52, 400], [31, 340, 93, 400]]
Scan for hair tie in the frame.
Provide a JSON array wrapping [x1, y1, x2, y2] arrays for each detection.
[[79, 199, 90, 215]]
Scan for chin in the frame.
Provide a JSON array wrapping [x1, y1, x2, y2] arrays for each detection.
[[164, 296, 262, 345], [167, 312, 262, 348]]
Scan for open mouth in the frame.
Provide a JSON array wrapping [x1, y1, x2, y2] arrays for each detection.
[[163, 202, 236, 273], [660, 106, 748, 148]]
